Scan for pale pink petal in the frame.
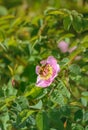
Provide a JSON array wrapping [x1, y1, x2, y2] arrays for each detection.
[[47, 56, 60, 74], [58, 41, 69, 53], [40, 60, 46, 65], [68, 46, 77, 53], [57, 64, 60, 73], [49, 64, 60, 80], [36, 76, 52, 87], [47, 56, 57, 64], [36, 65, 41, 74], [47, 56, 57, 69], [51, 69, 58, 80], [44, 79, 53, 86]]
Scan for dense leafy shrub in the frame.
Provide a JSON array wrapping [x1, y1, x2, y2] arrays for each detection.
[[0, 0, 88, 130]]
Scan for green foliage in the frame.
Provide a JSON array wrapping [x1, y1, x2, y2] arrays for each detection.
[[50, 80, 70, 106], [36, 111, 49, 130], [0, 0, 88, 130]]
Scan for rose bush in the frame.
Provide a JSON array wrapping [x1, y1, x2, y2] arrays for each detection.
[[0, 0, 88, 130]]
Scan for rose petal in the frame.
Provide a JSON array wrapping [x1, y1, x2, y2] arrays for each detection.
[[58, 41, 69, 53], [36, 65, 41, 75], [49, 64, 60, 80], [51, 68, 57, 78], [47, 56, 57, 69], [68, 46, 77, 53], [40, 60, 47, 65], [57, 64, 60, 73], [36, 76, 52, 87], [47, 56, 57, 64]]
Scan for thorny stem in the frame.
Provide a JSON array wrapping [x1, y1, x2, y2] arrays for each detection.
[[38, 20, 47, 36]]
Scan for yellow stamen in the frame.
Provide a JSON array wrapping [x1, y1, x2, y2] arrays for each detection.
[[39, 64, 53, 80]]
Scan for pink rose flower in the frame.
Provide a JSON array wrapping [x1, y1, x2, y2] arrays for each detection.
[[58, 41, 77, 53], [58, 41, 69, 53], [36, 56, 60, 88]]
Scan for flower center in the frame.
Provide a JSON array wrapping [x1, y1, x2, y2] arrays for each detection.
[[39, 64, 53, 80]]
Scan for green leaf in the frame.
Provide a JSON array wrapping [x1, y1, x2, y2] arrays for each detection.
[[74, 109, 83, 122], [0, 30, 6, 41], [0, 6, 8, 16], [59, 106, 71, 117], [36, 111, 49, 130], [81, 97, 87, 107], [85, 126, 88, 130], [82, 35, 88, 43], [24, 86, 44, 98], [82, 19, 88, 31], [58, 33, 75, 42], [69, 64, 81, 75], [15, 96, 29, 110], [11, 17, 22, 28], [19, 109, 34, 125], [23, 64, 37, 83], [83, 112, 88, 122], [72, 15, 83, 32], [29, 100, 42, 109], [81, 92, 88, 96], [51, 91, 65, 106], [46, 9, 65, 15], [60, 58, 70, 67], [5, 80, 17, 96], [51, 80, 70, 106], [0, 15, 14, 20], [63, 15, 72, 30], [48, 109, 64, 130], [72, 123, 84, 130], [0, 112, 9, 130], [58, 80, 71, 98]]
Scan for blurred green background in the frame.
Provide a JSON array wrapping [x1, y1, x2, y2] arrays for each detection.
[[0, 0, 88, 16]]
